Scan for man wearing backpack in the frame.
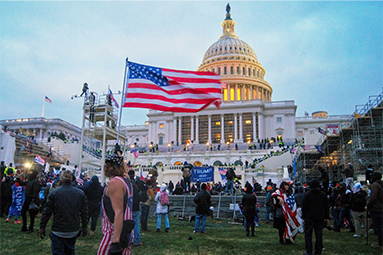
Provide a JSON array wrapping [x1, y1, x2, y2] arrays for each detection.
[[128, 170, 143, 247], [193, 183, 211, 234], [351, 182, 368, 238], [182, 163, 192, 194]]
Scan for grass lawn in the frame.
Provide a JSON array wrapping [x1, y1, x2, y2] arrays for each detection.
[[0, 214, 380, 255]]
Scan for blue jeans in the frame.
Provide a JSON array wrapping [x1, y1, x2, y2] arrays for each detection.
[[225, 179, 234, 194], [50, 232, 76, 255], [132, 211, 141, 245], [265, 206, 272, 223], [194, 214, 207, 233], [157, 213, 170, 230], [331, 207, 340, 227], [336, 206, 354, 230], [140, 204, 150, 231]]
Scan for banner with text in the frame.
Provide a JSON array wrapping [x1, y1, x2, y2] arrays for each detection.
[[191, 166, 214, 183]]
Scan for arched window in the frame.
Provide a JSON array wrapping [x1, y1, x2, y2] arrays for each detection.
[[243, 67, 246, 75], [218, 67, 221, 75], [237, 66, 240, 74], [230, 66, 234, 74], [224, 66, 227, 75], [248, 68, 251, 76], [253, 69, 255, 76]]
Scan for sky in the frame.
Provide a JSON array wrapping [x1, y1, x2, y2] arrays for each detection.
[[1, 1, 382, 128]]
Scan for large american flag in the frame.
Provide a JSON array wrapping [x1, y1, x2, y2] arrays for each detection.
[[272, 188, 300, 242], [123, 61, 222, 112]]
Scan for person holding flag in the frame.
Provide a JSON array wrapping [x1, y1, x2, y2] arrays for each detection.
[[271, 181, 300, 245]]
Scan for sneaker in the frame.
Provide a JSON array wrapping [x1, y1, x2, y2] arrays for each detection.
[[193, 230, 198, 234], [5, 218, 9, 223], [353, 234, 361, 238], [14, 220, 21, 224], [165, 228, 169, 233], [133, 242, 143, 247], [156, 229, 160, 232]]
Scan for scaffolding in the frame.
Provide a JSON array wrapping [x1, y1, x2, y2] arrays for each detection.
[[295, 88, 383, 183], [79, 91, 126, 179]]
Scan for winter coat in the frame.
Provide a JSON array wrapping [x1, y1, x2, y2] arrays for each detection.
[[241, 193, 257, 217], [155, 184, 169, 214], [366, 180, 383, 212], [301, 187, 329, 220], [194, 189, 211, 215], [40, 182, 88, 233]]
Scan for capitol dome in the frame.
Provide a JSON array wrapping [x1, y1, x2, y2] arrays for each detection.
[[198, 4, 272, 103]]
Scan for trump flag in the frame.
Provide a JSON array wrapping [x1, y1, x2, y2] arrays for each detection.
[[123, 61, 222, 113]]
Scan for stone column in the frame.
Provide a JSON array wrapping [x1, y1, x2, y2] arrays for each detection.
[[250, 86, 253, 100], [173, 118, 177, 144], [195, 116, 199, 144], [234, 113, 238, 142], [221, 114, 225, 144], [253, 113, 257, 142], [208, 115, 212, 144], [258, 113, 264, 139], [239, 113, 243, 142], [190, 116, 194, 142], [178, 117, 182, 145]]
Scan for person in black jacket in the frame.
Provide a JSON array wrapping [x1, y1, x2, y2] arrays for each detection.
[[20, 169, 41, 233], [193, 183, 211, 234], [333, 182, 355, 232], [241, 182, 257, 236], [351, 182, 368, 238], [38, 170, 88, 254], [318, 167, 329, 194], [84, 175, 103, 236], [302, 179, 329, 255]]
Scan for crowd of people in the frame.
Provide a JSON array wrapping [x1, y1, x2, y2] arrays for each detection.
[[1, 158, 382, 254]]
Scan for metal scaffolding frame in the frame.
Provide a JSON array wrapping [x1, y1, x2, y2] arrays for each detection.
[[79, 92, 126, 180], [295, 88, 383, 183]]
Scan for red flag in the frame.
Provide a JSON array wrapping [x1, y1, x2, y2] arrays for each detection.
[[123, 61, 222, 112], [109, 88, 119, 108]]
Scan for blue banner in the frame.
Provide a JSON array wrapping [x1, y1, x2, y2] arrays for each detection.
[[191, 166, 214, 183], [8, 184, 25, 216]]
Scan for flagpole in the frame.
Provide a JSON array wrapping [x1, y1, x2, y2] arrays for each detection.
[[42, 95, 46, 117], [116, 58, 129, 144]]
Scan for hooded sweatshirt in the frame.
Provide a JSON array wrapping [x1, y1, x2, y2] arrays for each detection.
[[155, 184, 169, 214]]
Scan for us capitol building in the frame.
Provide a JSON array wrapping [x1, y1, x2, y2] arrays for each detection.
[[124, 6, 346, 169]]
